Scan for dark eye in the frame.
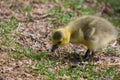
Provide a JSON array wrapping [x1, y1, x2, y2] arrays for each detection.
[[58, 41, 61, 44]]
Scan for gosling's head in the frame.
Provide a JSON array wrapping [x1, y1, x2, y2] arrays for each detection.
[[51, 28, 70, 52]]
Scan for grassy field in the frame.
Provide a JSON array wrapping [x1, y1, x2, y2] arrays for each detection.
[[0, 0, 120, 80]]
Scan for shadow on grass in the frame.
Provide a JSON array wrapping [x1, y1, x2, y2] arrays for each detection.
[[48, 53, 83, 63], [47, 52, 99, 65]]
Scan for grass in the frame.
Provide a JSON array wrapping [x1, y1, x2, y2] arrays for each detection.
[[0, 16, 19, 54], [0, 0, 120, 80], [28, 59, 119, 80], [47, 6, 74, 25], [20, 5, 32, 12], [0, 16, 17, 36], [47, 0, 97, 26]]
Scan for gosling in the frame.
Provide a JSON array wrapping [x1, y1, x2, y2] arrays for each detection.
[[51, 16, 117, 61]]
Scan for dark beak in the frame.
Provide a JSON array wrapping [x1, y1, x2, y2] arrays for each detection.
[[51, 45, 58, 52]]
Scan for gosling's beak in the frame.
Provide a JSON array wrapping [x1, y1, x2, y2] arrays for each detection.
[[51, 45, 58, 52]]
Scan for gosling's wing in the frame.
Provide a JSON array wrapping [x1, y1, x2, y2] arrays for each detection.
[[81, 23, 95, 41]]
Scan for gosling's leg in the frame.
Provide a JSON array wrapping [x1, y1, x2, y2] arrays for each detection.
[[83, 49, 91, 61], [83, 49, 95, 61], [89, 51, 95, 61], [91, 51, 95, 58]]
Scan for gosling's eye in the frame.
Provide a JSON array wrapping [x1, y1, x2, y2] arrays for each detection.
[[58, 41, 61, 44]]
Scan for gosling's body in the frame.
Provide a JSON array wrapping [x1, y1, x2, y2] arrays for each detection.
[[66, 16, 117, 51], [51, 16, 117, 60]]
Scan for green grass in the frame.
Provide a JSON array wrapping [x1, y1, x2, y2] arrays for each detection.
[[24, 47, 50, 60], [33, 0, 59, 3], [0, 16, 17, 37], [20, 5, 32, 12], [28, 59, 119, 80], [47, 6, 74, 25], [47, 0, 97, 26], [0, 16, 19, 53]]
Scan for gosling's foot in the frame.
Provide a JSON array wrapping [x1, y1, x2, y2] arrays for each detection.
[[83, 49, 95, 62]]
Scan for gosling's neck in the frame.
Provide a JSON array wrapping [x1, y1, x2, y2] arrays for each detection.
[[62, 27, 71, 43], [66, 25, 85, 44]]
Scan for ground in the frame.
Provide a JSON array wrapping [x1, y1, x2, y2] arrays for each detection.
[[0, 0, 120, 80]]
